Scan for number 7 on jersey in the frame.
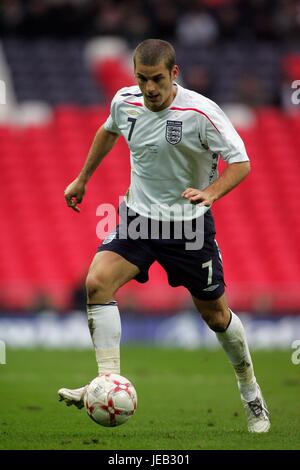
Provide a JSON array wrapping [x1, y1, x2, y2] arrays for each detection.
[[127, 117, 137, 141]]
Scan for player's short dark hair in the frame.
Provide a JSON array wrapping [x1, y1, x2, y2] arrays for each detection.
[[133, 39, 176, 72]]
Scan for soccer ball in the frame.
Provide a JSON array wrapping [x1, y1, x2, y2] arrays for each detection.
[[84, 373, 137, 427]]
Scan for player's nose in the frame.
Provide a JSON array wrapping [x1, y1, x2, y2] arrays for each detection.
[[145, 81, 156, 94]]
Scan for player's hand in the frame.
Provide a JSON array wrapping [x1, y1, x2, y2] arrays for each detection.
[[64, 178, 86, 212], [181, 188, 215, 207]]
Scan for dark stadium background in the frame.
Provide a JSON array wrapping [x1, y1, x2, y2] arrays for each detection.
[[0, 0, 300, 348]]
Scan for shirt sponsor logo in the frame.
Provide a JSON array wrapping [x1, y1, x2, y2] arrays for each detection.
[[166, 120, 182, 145], [126, 109, 140, 116], [146, 144, 159, 154]]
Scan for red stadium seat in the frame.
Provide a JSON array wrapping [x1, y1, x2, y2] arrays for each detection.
[[1, 107, 300, 312]]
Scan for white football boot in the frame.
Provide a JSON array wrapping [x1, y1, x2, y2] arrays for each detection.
[[242, 384, 270, 433], [58, 385, 88, 409]]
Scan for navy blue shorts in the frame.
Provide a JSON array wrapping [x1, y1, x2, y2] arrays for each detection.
[[97, 204, 225, 301]]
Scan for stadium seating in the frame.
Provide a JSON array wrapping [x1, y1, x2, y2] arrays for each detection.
[[3, 39, 104, 105], [1, 106, 300, 312], [1, 40, 300, 312]]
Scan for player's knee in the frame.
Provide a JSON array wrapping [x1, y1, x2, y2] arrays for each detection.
[[85, 271, 114, 302], [202, 308, 229, 332]]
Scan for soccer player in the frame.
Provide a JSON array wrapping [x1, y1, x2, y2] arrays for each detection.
[[59, 39, 270, 433]]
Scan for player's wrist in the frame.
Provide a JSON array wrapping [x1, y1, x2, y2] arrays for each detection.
[[77, 173, 89, 185], [203, 189, 218, 204]]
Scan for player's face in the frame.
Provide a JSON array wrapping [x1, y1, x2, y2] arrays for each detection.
[[135, 59, 179, 112]]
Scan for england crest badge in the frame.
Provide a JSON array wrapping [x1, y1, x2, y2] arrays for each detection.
[[165, 120, 182, 145]]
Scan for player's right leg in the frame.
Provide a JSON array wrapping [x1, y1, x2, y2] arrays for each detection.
[[58, 251, 140, 409], [85, 250, 140, 375]]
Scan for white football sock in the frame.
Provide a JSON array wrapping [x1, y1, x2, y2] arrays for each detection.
[[87, 302, 121, 375], [216, 310, 257, 402]]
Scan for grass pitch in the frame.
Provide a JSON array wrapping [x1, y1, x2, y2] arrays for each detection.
[[0, 347, 299, 450]]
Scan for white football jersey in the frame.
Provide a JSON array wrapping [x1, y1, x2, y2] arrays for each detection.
[[104, 83, 249, 221]]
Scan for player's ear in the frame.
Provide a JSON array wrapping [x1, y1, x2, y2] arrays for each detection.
[[172, 65, 179, 81]]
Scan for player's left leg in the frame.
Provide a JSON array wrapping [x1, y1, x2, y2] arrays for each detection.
[[192, 293, 270, 433]]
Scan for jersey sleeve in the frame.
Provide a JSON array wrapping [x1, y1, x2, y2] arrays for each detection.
[[103, 93, 122, 135], [200, 102, 249, 163]]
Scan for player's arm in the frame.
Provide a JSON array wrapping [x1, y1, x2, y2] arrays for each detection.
[[183, 102, 251, 207], [64, 125, 119, 212], [182, 161, 250, 206]]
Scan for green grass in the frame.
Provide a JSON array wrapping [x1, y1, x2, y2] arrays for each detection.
[[0, 347, 299, 450]]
